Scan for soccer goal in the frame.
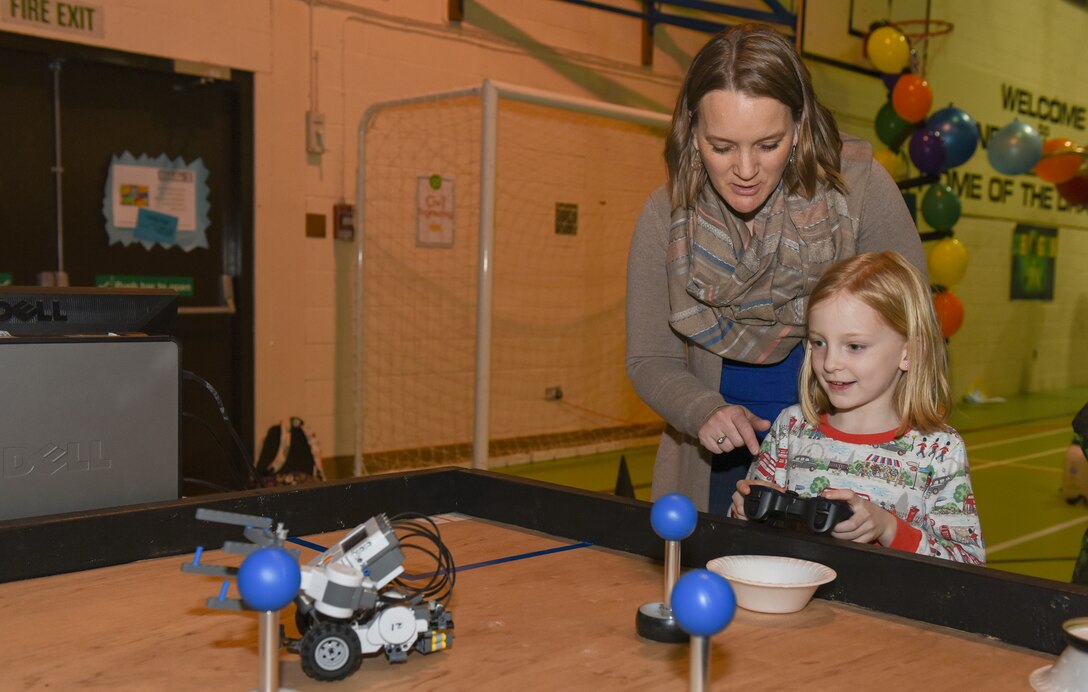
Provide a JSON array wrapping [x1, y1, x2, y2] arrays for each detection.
[[354, 80, 670, 475]]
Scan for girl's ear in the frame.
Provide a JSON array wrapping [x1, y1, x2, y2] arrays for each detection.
[[899, 344, 910, 372]]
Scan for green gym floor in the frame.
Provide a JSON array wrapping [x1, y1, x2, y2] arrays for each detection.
[[497, 386, 1088, 584]]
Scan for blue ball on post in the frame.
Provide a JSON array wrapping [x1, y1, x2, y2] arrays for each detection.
[[650, 493, 698, 542], [671, 569, 736, 637], [673, 569, 736, 690], [637, 493, 700, 643], [236, 546, 302, 612]]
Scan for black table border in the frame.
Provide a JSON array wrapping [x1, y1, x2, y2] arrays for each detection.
[[2, 467, 1084, 654]]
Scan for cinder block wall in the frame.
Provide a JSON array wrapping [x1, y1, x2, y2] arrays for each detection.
[[4, 0, 1085, 461]]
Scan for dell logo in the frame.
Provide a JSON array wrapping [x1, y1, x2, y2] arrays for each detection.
[[0, 299, 69, 324], [2, 442, 111, 478]]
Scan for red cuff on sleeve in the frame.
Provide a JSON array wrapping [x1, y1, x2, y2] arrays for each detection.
[[887, 515, 922, 552]]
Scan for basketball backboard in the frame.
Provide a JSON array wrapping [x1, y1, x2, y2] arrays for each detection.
[[800, 0, 933, 73]]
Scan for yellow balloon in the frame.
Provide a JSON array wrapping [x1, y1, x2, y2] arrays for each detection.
[[866, 26, 911, 74], [873, 147, 905, 180], [928, 237, 969, 287]]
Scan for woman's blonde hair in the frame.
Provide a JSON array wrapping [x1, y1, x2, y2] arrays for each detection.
[[798, 252, 951, 434], [665, 24, 846, 211]]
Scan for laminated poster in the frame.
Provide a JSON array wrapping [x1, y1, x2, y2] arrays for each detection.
[[103, 152, 210, 251]]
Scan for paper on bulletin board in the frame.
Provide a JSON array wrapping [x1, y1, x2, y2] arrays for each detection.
[[111, 164, 196, 231], [102, 152, 210, 251]]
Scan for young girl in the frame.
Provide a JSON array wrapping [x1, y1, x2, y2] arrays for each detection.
[[730, 251, 985, 564]]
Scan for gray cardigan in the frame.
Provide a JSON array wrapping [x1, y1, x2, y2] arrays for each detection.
[[625, 139, 926, 512]]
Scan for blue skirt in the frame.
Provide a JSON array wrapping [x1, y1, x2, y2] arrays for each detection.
[[708, 343, 804, 515]]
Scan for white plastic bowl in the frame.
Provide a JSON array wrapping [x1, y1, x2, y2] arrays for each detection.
[[706, 555, 837, 614]]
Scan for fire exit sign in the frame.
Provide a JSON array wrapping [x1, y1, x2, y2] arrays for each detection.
[[2, 0, 104, 38]]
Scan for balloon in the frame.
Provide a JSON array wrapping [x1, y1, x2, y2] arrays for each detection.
[[921, 183, 961, 230], [932, 290, 964, 339], [1057, 173, 1088, 206], [866, 26, 911, 74], [928, 238, 969, 287], [874, 147, 906, 179], [909, 127, 946, 174], [927, 106, 979, 169], [1034, 138, 1082, 184], [892, 74, 932, 123], [875, 101, 912, 149], [988, 119, 1044, 175]]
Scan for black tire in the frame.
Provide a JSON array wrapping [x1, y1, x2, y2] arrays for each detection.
[[299, 621, 363, 682], [294, 604, 315, 636]]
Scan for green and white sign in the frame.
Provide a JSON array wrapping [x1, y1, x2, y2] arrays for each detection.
[[96, 274, 194, 296]]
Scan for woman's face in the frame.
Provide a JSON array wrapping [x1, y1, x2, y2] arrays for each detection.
[[692, 90, 797, 223]]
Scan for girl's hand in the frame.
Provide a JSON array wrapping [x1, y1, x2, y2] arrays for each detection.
[[821, 488, 898, 546], [730, 479, 785, 519], [699, 405, 771, 455]]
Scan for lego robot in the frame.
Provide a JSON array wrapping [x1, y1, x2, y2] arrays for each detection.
[[183, 509, 455, 684], [289, 513, 455, 681]]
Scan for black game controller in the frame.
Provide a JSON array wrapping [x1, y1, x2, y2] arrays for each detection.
[[743, 485, 853, 535]]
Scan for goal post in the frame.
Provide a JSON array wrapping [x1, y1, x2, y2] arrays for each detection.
[[354, 80, 671, 476]]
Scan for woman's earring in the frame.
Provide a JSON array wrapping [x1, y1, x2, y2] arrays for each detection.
[[788, 145, 796, 165], [691, 151, 703, 170]]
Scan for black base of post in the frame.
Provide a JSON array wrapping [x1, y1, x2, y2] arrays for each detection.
[[636, 601, 689, 643]]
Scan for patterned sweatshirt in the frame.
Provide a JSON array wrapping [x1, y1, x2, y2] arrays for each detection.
[[746, 404, 986, 564]]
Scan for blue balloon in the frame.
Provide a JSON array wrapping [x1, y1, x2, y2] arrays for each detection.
[[927, 106, 979, 169], [237, 547, 302, 611], [671, 569, 737, 637], [909, 127, 946, 174], [650, 493, 698, 541], [987, 119, 1044, 175]]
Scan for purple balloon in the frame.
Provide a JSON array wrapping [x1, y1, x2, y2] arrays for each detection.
[[928, 106, 979, 169], [909, 127, 946, 174]]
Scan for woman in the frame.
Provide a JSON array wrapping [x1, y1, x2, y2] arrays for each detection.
[[626, 25, 925, 514]]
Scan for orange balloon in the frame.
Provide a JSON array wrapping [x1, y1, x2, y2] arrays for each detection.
[[1034, 138, 1082, 184], [892, 74, 933, 123], [932, 290, 964, 339]]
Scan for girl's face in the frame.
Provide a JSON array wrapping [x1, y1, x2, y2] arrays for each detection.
[[692, 90, 797, 225], [807, 291, 909, 433]]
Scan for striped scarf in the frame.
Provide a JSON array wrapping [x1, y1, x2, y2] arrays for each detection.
[[666, 176, 857, 364]]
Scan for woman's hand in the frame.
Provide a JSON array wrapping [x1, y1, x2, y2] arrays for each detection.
[[730, 479, 785, 519], [821, 488, 899, 546], [699, 405, 770, 455]]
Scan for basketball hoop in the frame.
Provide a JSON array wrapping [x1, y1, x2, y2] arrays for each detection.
[[889, 18, 954, 43], [888, 19, 953, 76]]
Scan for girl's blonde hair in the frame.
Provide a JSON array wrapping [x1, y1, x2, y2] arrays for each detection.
[[798, 251, 951, 434], [665, 24, 846, 211]]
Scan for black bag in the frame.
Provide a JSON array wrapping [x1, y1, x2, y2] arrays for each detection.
[[255, 417, 325, 486]]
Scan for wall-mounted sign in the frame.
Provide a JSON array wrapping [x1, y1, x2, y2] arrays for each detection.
[[1010, 224, 1057, 301], [926, 64, 1088, 229], [96, 274, 194, 296], [103, 152, 210, 251], [1, 1, 104, 38], [417, 174, 454, 248]]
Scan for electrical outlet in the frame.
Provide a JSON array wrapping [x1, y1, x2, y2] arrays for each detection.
[[545, 386, 563, 401]]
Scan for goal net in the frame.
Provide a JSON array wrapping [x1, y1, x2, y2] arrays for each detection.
[[355, 82, 668, 474]]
